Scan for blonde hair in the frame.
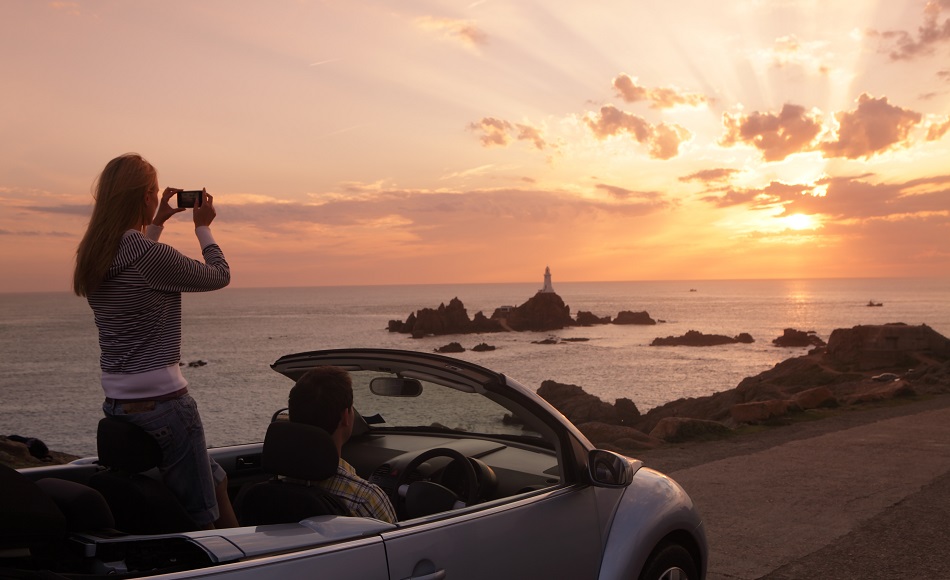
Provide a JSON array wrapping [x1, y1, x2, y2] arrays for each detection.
[[73, 153, 158, 296]]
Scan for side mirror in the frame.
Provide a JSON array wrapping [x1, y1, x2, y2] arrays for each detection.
[[370, 377, 423, 397], [589, 449, 635, 488]]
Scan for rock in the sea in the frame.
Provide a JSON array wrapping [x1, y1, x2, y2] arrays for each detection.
[[498, 292, 576, 332], [576, 311, 611, 326], [389, 297, 504, 338], [471, 342, 496, 352], [773, 328, 827, 348], [434, 342, 465, 353], [613, 311, 657, 325], [651, 330, 754, 346]]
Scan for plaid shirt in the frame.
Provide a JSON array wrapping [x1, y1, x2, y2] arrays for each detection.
[[319, 459, 397, 523]]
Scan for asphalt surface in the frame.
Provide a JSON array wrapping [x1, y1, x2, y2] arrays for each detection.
[[636, 396, 950, 579]]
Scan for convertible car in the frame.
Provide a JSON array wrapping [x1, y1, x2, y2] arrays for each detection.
[[3, 348, 707, 579]]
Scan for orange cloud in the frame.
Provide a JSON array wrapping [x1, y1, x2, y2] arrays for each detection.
[[821, 94, 922, 159], [468, 118, 548, 150], [585, 105, 691, 159], [612, 74, 707, 109], [679, 168, 740, 184], [927, 116, 950, 140], [875, 0, 950, 61], [720, 104, 823, 162]]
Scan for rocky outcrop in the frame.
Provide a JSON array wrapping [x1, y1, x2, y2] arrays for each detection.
[[388, 297, 504, 338], [651, 330, 754, 346], [576, 311, 611, 326], [498, 292, 575, 332], [539, 324, 950, 445], [772, 328, 826, 348], [472, 343, 496, 352], [613, 311, 657, 325], [434, 342, 465, 353]]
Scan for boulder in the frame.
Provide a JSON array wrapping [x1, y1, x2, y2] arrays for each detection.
[[773, 328, 826, 348], [471, 343, 496, 352], [827, 323, 950, 371], [845, 381, 916, 404], [537, 381, 619, 425], [577, 422, 662, 451], [613, 311, 657, 325], [615, 398, 641, 425], [792, 386, 837, 409], [648, 417, 732, 443], [730, 399, 793, 423]]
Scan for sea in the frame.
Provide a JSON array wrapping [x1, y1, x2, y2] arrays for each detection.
[[2, 278, 949, 457]]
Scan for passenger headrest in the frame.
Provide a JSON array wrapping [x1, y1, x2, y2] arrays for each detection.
[[96, 417, 163, 473], [262, 421, 339, 481]]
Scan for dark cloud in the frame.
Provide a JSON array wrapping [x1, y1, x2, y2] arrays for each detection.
[[585, 105, 691, 159], [612, 74, 707, 109], [720, 104, 823, 162], [874, 0, 950, 61], [820, 94, 922, 159]]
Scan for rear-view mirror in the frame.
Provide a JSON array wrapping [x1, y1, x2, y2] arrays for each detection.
[[370, 377, 423, 397]]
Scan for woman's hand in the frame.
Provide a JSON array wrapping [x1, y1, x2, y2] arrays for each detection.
[[152, 188, 186, 226], [193, 189, 216, 228]]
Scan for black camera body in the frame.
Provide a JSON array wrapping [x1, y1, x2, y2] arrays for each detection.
[[176, 190, 203, 208]]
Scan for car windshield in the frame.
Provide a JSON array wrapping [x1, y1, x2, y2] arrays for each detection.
[[348, 369, 543, 440]]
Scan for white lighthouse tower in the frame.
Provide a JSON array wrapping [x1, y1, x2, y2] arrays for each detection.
[[540, 266, 555, 293]]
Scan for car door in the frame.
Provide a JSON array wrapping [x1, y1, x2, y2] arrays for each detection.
[[382, 484, 604, 580]]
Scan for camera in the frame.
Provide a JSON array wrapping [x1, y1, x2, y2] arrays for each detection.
[[176, 190, 203, 208]]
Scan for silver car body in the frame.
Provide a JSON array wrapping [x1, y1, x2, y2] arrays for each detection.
[[10, 348, 707, 579]]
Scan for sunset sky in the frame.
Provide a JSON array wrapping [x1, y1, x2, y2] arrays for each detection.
[[2, 1, 949, 293]]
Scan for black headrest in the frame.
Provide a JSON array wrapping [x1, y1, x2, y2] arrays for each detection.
[[262, 421, 339, 481], [97, 417, 163, 473]]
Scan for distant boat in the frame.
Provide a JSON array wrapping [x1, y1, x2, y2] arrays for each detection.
[[867, 300, 883, 307]]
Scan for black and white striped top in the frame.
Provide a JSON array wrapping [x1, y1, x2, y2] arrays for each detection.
[[88, 226, 230, 399]]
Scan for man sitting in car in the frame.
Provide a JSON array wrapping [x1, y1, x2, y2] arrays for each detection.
[[288, 366, 397, 523]]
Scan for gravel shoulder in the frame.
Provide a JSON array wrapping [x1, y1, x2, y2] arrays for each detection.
[[634, 394, 950, 579]]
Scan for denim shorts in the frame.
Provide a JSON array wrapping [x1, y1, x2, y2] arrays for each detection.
[[102, 394, 225, 527]]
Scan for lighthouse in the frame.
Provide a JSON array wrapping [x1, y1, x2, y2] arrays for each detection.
[[540, 266, 555, 293]]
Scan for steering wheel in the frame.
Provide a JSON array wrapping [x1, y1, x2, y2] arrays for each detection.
[[394, 448, 479, 518]]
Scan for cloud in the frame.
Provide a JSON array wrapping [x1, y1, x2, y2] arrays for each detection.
[[821, 93, 922, 159], [584, 105, 691, 159], [874, 0, 950, 61], [753, 34, 834, 76], [679, 168, 740, 184], [612, 74, 707, 109], [415, 16, 488, 49], [699, 173, 950, 223], [468, 118, 549, 150], [926, 116, 950, 140], [720, 104, 823, 162]]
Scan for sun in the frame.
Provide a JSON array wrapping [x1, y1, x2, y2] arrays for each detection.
[[784, 213, 819, 231]]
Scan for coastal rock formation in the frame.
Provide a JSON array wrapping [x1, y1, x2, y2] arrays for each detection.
[[576, 311, 611, 326], [772, 328, 827, 348], [538, 323, 950, 446], [496, 292, 575, 332], [613, 311, 657, 325], [388, 297, 504, 338], [651, 330, 754, 346], [472, 343, 496, 352]]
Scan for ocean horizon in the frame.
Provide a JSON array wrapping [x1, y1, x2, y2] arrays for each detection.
[[2, 277, 949, 456]]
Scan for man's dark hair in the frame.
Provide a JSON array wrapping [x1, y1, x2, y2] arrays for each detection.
[[288, 366, 354, 433]]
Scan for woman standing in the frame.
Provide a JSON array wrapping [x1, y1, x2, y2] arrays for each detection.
[[73, 153, 237, 529]]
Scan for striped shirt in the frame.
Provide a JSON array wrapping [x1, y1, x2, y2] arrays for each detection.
[[88, 225, 230, 399], [319, 459, 397, 523]]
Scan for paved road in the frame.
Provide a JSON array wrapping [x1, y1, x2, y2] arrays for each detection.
[[659, 403, 950, 579]]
